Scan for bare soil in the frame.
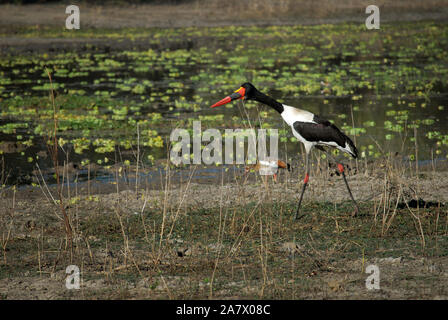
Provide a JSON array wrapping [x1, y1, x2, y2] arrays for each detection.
[[1, 1, 448, 30], [1, 163, 447, 300]]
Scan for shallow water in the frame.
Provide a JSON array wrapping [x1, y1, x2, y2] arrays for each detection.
[[0, 23, 447, 185]]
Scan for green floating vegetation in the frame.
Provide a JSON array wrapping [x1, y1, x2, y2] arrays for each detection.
[[0, 21, 447, 164]]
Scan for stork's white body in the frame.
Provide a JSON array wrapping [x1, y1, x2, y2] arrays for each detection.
[[280, 104, 314, 126], [280, 104, 356, 157], [281, 104, 315, 152]]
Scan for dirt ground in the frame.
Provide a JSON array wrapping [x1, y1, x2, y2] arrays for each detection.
[[1, 1, 448, 30], [0, 256, 446, 300], [1, 2, 448, 55], [0, 162, 447, 300]]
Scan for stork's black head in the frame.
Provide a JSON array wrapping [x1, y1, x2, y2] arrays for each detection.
[[211, 82, 285, 114], [210, 82, 259, 108], [239, 82, 258, 100]]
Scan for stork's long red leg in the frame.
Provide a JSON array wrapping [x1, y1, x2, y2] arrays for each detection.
[[318, 147, 359, 216], [295, 151, 310, 220], [337, 164, 359, 216]]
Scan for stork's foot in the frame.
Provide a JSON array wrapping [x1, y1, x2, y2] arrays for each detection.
[[294, 212, 305, 221]]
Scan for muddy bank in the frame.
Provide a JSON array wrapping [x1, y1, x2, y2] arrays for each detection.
[[1, 164, 447, 300], [1, 255, 446, 299], [0, 169, 447, 300], [3, 166, 447, 213], [1, 2, 448, 31]]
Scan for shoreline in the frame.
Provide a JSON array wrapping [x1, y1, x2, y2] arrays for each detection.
[[1, 2, 448, 31]]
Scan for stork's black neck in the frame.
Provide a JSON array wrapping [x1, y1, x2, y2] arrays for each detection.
[[252, 90, 284, 114]]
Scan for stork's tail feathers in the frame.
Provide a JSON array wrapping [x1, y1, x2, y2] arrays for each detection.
[[343, 135, 358, 159]]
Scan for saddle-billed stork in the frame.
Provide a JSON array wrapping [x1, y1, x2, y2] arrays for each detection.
[[211, 82, 359, 219]]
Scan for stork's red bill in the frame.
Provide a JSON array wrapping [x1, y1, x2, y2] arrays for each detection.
[[210, 87, 246, 108]]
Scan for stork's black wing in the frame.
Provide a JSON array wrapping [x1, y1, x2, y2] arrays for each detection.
[[293, 115, 358, 158]]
